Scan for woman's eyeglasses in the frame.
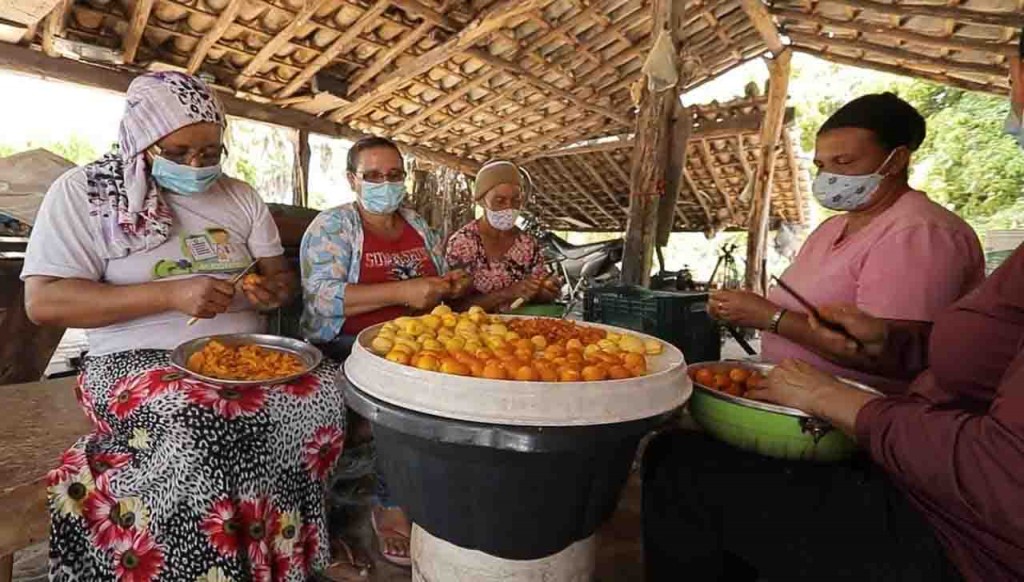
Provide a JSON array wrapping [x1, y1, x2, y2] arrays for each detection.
[[151, 144, 227, 167], [355, 170, 406, 183]]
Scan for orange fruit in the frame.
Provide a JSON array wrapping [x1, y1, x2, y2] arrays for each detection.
[[440, 358, 471, 376], [728, 368, 751, 384], [514, 339, 534, 352], [514, 365, 538, 382], [536, 366, 558, 382], [566, 352, 584, 364], [385, 351, 411, 366], [711, 373, 729, 390], [597, 352, 622, 365], [468, 359, 486, 377], [482, 362, 508, 380], [514, 348, 534, 362], [746, 372, 764, 390], [544, 344, 566, 359], [694, 368, 714, 386], [558, 367, 581, 382], [551, 357, 569, 368], [623, 353, 646, 369], [581, 365, 608, 382], [474, 348, 494, 360], [724, 383, 744, 397], [414, 354, 440, 372], [566, 339, 584, 352], [608, 365, 631, 380]]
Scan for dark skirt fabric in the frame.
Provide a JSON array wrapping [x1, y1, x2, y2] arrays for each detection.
[[47, 349, 345, 582], [642, 430, 962, 582]]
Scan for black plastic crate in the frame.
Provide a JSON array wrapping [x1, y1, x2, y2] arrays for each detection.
[[584, 285, 721, 364]]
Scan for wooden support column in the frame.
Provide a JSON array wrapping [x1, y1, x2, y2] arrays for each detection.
[[294, 129, 311, 207], [0, 262, 65, 385], [743, 49, 791, 294], [656, 102, 691, 247], [621, 0, 678, 286]]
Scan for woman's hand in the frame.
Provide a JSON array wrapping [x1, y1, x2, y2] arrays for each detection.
[[508, 278, 543, 302], [402, 277, 451, 311], [443, 270, 473, 298], [709, 289, 778, 330], [241, 273, 292, 310], [811, 304, 889, 358], [169, 276, 236, 318]]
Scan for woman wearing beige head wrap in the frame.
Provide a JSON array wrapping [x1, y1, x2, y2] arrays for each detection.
[[445, 160, 559, 312]]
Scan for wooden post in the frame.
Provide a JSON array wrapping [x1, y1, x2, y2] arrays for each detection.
[[621, 0, 678, 286], [743, 49, 792, 294], [293, 129, 311, 207], [656, 102, 691, 247], [0, 262, 65, 385]]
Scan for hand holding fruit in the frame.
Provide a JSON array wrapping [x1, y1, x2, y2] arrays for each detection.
[[443, 269, 472, 298], [402, 276, 451, 311], [708, 289, 778, 330], [170, 276, 235, 318], [241, 272, 292, 310]]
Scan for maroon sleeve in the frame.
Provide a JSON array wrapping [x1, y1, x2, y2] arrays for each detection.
[[872, 321, 933, 380], [855, 353, 1024, 540]]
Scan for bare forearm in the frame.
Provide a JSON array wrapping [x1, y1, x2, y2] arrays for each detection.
[[808, 381, 881, 437], [26, 278, 173, 328], [343, 282, 409, 316]]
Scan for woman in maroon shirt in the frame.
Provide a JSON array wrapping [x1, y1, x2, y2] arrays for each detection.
[[643, 48, 1024, 581]]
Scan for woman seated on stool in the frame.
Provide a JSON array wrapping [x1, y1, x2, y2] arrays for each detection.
[[23, 72, 353, 580], [446, 160, 560, 312], [711, 93, 984, 394], [300, 136, 469, 568], [644, 49, 1024, 582]]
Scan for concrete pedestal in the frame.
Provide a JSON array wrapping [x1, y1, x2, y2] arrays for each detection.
[[411, 525, 596, 582]]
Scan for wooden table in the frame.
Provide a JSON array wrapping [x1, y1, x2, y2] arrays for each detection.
[[0, 377, 88, 581]]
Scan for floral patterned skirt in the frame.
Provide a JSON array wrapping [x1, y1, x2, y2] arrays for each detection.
[[47, 349, 346, 582]]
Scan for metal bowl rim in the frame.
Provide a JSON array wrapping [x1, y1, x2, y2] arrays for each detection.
[[170, 333, 322, 386]]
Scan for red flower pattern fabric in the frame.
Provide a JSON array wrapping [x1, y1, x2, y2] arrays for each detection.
[[112, 529, 165, 582], [202, 498, 242, 558], [445, 220, 549, 295], [303, 426, 345, 481], [187, 383, 268, 419]]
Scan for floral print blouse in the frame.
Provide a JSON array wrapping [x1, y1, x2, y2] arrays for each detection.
[[445, 220, 548, 295], [300, 203, 447, 343]]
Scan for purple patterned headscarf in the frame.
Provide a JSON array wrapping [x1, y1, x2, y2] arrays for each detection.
[[85, 72, 225, 259]]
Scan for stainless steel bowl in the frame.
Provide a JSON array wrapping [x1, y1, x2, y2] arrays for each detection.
[[170, 333, 322, 386]]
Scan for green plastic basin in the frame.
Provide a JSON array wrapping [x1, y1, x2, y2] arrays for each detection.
[[687, 362, 880, 462], [507, 303, 566, 317]]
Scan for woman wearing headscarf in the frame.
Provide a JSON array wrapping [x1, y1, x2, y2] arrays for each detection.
[[23, 73, 349, 581], [710, 93, 984, 394], [643, 45, 1024, 581], [445, 160, 559, 311]]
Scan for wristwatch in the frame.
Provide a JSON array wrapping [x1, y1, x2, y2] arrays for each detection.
[[768, 308, 788, 334]]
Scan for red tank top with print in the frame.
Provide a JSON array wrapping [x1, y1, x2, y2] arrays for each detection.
[[342, 219, 437, 335]]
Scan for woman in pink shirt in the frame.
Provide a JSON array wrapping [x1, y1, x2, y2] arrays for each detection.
[[711, 93, 984, 393]]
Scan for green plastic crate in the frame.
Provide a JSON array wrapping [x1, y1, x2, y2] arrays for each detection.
[[584, 285, 721, 364]]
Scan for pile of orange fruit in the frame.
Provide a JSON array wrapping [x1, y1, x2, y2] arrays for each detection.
[[689, 365, 765, 399], [369, 305, 664, 382]]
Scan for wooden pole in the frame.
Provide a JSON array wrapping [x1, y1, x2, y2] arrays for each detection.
[[0, 264, 65, 385], [656, 102, 691, 247], [621, 0, 678, 286], [743, 50, 792, 294], [294, 129, 311, 207]]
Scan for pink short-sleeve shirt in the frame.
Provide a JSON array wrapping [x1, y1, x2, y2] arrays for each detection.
[[762, 190, 985, 393]]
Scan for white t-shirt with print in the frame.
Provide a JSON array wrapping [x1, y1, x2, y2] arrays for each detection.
[[22, 167, 284, 356]]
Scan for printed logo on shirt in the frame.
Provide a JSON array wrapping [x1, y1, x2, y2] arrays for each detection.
[[364, 248, 431, 281], [152, 227, 252, 279]]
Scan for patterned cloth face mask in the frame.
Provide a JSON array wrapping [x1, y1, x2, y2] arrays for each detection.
[[484, 208, 520, 231], [811, 149, 897, 211]]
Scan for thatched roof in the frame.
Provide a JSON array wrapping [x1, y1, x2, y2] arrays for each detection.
[[0, 0, 1018, 232], [521, 93, 809, 232]]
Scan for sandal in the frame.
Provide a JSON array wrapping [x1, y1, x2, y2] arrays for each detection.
[[371, 507, 413, 567], [320, 537, 372, 581]]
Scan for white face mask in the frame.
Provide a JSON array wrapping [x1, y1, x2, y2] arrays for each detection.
[[811, 150, 897, 211], [485, 207, 520, 231]]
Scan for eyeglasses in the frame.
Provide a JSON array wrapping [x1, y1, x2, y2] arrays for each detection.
[[151, 144, 227, 167], [355, 170, 406, 184]]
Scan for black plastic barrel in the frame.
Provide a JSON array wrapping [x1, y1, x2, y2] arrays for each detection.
[[343, 381, 672, 560]]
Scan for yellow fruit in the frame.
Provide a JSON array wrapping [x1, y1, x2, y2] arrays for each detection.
[[395, 337, 420, 351], [370, 337, 394, 355], [431, 304, 453, 316], [441, 314, 458, 328], [645, 339, 664, 355], [485, 335, 507, 350], [504, 331, 521, 342], [376, 328, 396, 340], [393, 317, 414, 328], [395, 331, 415, 342], [566, 339, 584, 352], [469, 312, 487, 324], [583, 344, 601, 358], [530, 335, 548, 349], [390, 342, 415, 355], [414, 354, 440, 371], [421, 314, 442, 331], [385, 351, 411, 365], [417, 330, 437, 342], [422, 339, 444, 352], [605, 332, 622, 343], [381, 322, 398, 334], [403, 320, 425, 336], [488, 323, 509, 336], [445, 337, 466, 351], [468, 305, 486, 315], [620, 336, 646, 354], [455, 319, 478, 332], [437, 328, 454, 340], [597, 339, 620, 353], [440, 358, 471, 376], [464, 340, 483, 352]]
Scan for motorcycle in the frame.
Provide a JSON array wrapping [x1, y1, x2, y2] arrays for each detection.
[[521, 215, 624, 313]]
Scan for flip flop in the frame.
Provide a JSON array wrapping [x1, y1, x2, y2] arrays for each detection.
[[371, 508, 413, 567], [322, 537, 372, 581]]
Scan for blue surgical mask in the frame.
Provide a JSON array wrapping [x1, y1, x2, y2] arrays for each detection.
[[811, 150, 896, 211], [360, 181, 406, 214], [1004, 107, 1024, 149], [151, 156, 222, 195]]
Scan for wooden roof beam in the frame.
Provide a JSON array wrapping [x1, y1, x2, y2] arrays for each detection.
[[501, 113, 612, 158], [740, 0, 785, 56], [329, 0, 549, 124], [236, 0, 336, 88], [528, 162, 601, 225], [347, 20, 433, 95], [392, 70, 501, 136], [783, 135, 805, 224], [600, 151, 631, 187], [187, 0, 245, 74], [775, 9, 1020, 57], [697, 139, 735, 220], [567, 155, 627, 216], [418, 80, 526, 143], [123, 0, 156, 64], [475, 108, 583, 155], [276, 0, 391, 98], [682, 169, 715, 226], [816, 0, 1023, 29], [547, 157, 619, 223], [41, 0, 72, 57]]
